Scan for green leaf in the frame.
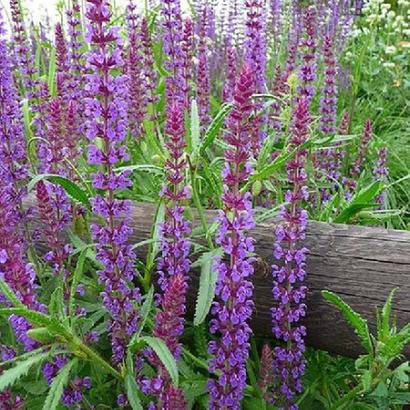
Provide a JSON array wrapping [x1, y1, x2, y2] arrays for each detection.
[[43, 359, 77, 410], [69, 249, 87, 320], [128, 286, 154, 350], [193, 248, 223, 326], [199, 103, 233, 156], [0, 308, 69, 337], [140, 336, 179, 386], [190, 99, 201, 158], [321, 290, 372, 352], [0, 352, 51, 391], [379, 288, 397, 341], [249, 149, 293, 182], [47, 48, 56, 97], [125, 373, 144, 410], [114, 164, 164, 176], [146, 201, 165, 272], [28, 174, 91, 209], [0, 279, 26, 309], [334, 181, 383, 223], [22, 98, 33, 141], [27, 327, 54, 344], [49, 286, 67, 324]]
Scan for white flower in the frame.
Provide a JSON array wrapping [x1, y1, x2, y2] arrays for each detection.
[[382, 62, 395, 68], [385, 45, 397, 54], [387, 10, 396, 19]]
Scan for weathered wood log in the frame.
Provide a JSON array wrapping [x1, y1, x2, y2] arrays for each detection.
[[27, 198, 410, 358]]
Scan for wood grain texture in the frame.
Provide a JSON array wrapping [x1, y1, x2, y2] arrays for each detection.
[[27, 198, 410, 358]]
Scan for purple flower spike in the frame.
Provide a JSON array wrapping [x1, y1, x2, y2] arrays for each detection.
[[140, 17, 158, 116], [127, 0, 145, 138], [271, 98, 311, 409], [147, 274, 188, 409], [298, 6, 317, 104], [181, 17, 193, 110], [9, 0, 38, 100], [0, 10, 43, 352], [208, 66, 256, 410], [0, 390, 24, 410], [351, 119, 372, 178], [55, 23, 70, 98], [373, 147, 388, 207], [245, 0, 267, 93], [223, 37, 237, 103], [85, 0, 139, 364], [196, 7, 210, 126], [320, 34, 338, 135], [158, 103, 191, 292], [154, 273, 187, 361], [161, 0, 184, 103], [147, 102, 190, 407], [258, 344, 275, 403]]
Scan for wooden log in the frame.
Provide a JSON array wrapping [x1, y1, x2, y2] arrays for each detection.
[[27, 198, 410, 358]]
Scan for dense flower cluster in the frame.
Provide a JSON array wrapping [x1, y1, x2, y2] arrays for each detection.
[[320, 34, 338, 135], [157, 103, 191, 292], [126, 0, 145, 138], [9, 0, 38, 99], [0, 10, 43, 353], [258, 344, 275, 402], [181, 17, 194, 110], [85, 0, 139, 364], [197, 7, 210, 125], [298, 6, 317, 103], [223, 37, 237, 102], [245, 0, 267, 93], [140, 17, 158, 114], [270, 0, 282, 48], [351, 119, 373, 177], [61, 377, 92, 406], [144, 274, 188, 408], [373, 147, 389, 206], [271, 97, 311, 409], [0, 390, 24, 410], [161, 0, 184, 102], [147, 104, 190, 408], [208, 66, 256, 409], [66, 0, 83, 75]]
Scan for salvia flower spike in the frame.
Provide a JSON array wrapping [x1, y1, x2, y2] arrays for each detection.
[[208, 65, 256, 409], [271, 97, 311, 409], [85, 0, 139, 364]]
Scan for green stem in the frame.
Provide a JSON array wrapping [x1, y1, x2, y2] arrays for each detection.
[[189, 162, 214, 249], [72, 336, 123, 380], [329, 384, 363, 410]]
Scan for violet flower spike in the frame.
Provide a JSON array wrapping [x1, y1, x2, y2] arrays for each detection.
[[373, 147, 388, 207], [298, 6, 317, 104], [271, 97, 311, 409], [55, 23, 70, 98], [157, 103, 191, 292], [161, 0, 184, 103], [127, 0, 146, 138], [0, 9, 43, 352], [208, 66, 256, 410], [85, 0, 139, 364], [181, 17, 193, 110], [146, 273, 188, 409], [140, 17, 158, 116], [196, 7, 210, 126], [9, 0, 38, 100], [223, 35, 237, 103], [351, 119, 372, 178], [146, 103, 190, 408]]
